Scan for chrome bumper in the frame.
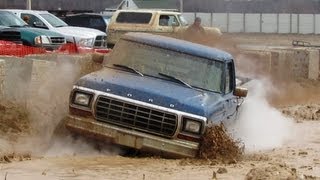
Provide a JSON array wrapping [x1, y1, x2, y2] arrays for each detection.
[[65, 115, 199, 158]]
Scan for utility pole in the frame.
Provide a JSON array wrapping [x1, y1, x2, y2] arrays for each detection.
[[180, 0, 183, 12], [26, 0, 31, 10]]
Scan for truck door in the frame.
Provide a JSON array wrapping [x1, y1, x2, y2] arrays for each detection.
[[21, 13, 48, 29], [156, 14, 180, 37], [224, 62, 238, 122]]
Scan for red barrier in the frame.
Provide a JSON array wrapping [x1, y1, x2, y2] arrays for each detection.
[[0, 41, 111, 57], [0, 40, 46, 57], [57, 43, 111, 54]]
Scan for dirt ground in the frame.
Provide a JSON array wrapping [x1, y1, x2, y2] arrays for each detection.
[[1, 33, 320, 180]]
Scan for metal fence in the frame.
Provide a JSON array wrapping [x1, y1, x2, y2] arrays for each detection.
[[183, 12, 320, 34]]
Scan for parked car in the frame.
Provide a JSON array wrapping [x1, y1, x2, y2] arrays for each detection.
[[64, 32, 247, 158], [5, 10, 107, 49], [107, 9, 222, 47], [0, 10, 66, 50], [64, 13, 111, 33]]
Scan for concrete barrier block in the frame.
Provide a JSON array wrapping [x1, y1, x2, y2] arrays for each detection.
[[0, 57, 33, 103], [308, 49, 320, 79], [235, 50, 272, 77], [0, 59, 6, 99], [289, 49, 309, 78]]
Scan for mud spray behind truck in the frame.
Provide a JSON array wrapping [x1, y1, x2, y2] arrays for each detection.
[[64, 32, 248, 158]]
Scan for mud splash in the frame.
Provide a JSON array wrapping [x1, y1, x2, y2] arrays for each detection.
[[0, 101, 30, 140], [199, 124, 244, 162]]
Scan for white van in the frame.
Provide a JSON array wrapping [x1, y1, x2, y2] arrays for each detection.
[[6, 9, 107, 48]]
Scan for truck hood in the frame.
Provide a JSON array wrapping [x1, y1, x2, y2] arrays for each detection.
[[0, 27, 63, 36], [53, 26, 106, 41], [76, 68, 225, 117]]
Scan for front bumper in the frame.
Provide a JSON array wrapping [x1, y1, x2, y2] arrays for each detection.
[[65, 115, 199, 158]]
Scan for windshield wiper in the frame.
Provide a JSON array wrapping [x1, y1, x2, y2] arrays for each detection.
[[113, 64, 144, 76], [158, 73, 205, 93], [55, 25, 66, 27], [158, 73, 193, 88]]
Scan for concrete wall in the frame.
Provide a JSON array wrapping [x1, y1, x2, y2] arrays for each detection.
[[0, 54, 104, 105], [236, 45, 320, 80], [183, 12, 320, 34], [0, 60, 5, 99]]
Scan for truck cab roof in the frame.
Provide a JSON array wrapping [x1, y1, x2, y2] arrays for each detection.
[[121, 32, 233, 62]]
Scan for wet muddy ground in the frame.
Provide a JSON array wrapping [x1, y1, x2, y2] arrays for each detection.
[[0, 120, 319, 180]]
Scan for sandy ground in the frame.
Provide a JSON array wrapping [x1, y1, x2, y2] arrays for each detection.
[[1, 34, 320, 180], [0, 120, 319, 180]]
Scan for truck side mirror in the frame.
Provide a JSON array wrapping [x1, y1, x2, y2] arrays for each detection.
[[234, 87, 248, 97], [33, 21, 47, 29]]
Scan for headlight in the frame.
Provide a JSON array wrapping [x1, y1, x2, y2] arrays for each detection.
[[182, 117, 202, 134], [78, 38, 95, 47], [72, 91, 93, 107], [34, 35, 50, 45]]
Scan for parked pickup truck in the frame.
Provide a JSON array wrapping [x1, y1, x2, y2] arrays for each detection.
[[6, 10, 107, 49], [65, 32, 247, 158], [0, 10, 66, 50], [107, 10, 222, 47]]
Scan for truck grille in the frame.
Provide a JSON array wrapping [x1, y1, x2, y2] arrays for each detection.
[[50, 37, 65, 44], [95, 96, 178, 137], [94, 35, 107, 48], [0, 31, 22, 44]]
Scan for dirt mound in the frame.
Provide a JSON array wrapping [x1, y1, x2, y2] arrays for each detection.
[[281, 104, 320, 121], [198, 124, 244, 162], [245, 164, 298, 180], [0, 102, 31, 140]]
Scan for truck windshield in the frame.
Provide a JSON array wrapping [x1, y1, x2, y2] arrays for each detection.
[[106, 40, 224, 93], [40, 13, 68, 27], [0, 11, 27, 27]]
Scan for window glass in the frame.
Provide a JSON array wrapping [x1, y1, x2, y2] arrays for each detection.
[[159, 15, 179, 26], [106, 40, 224, 93], [89, 17, 104, 27], [116, 12, 152, 24], [40, 13, 68, 27], [21, 13, 46, 27], [225, 62, 234, 93], [0, 11, 26, 27]]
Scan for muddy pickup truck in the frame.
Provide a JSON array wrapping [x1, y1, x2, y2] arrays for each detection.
[[65, 32, 247, 158], [107, 10, 222, 47]]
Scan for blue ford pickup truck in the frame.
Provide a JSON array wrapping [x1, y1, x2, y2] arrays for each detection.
[[65, 32, 247, 158]]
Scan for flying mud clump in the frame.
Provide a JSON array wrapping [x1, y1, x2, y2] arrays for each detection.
[[0, 101, 31, 140], [198, 124, 244, 162]]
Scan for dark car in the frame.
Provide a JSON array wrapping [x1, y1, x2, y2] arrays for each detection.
[[64, 33, 248, 158], [64, 13, 111, 33]]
